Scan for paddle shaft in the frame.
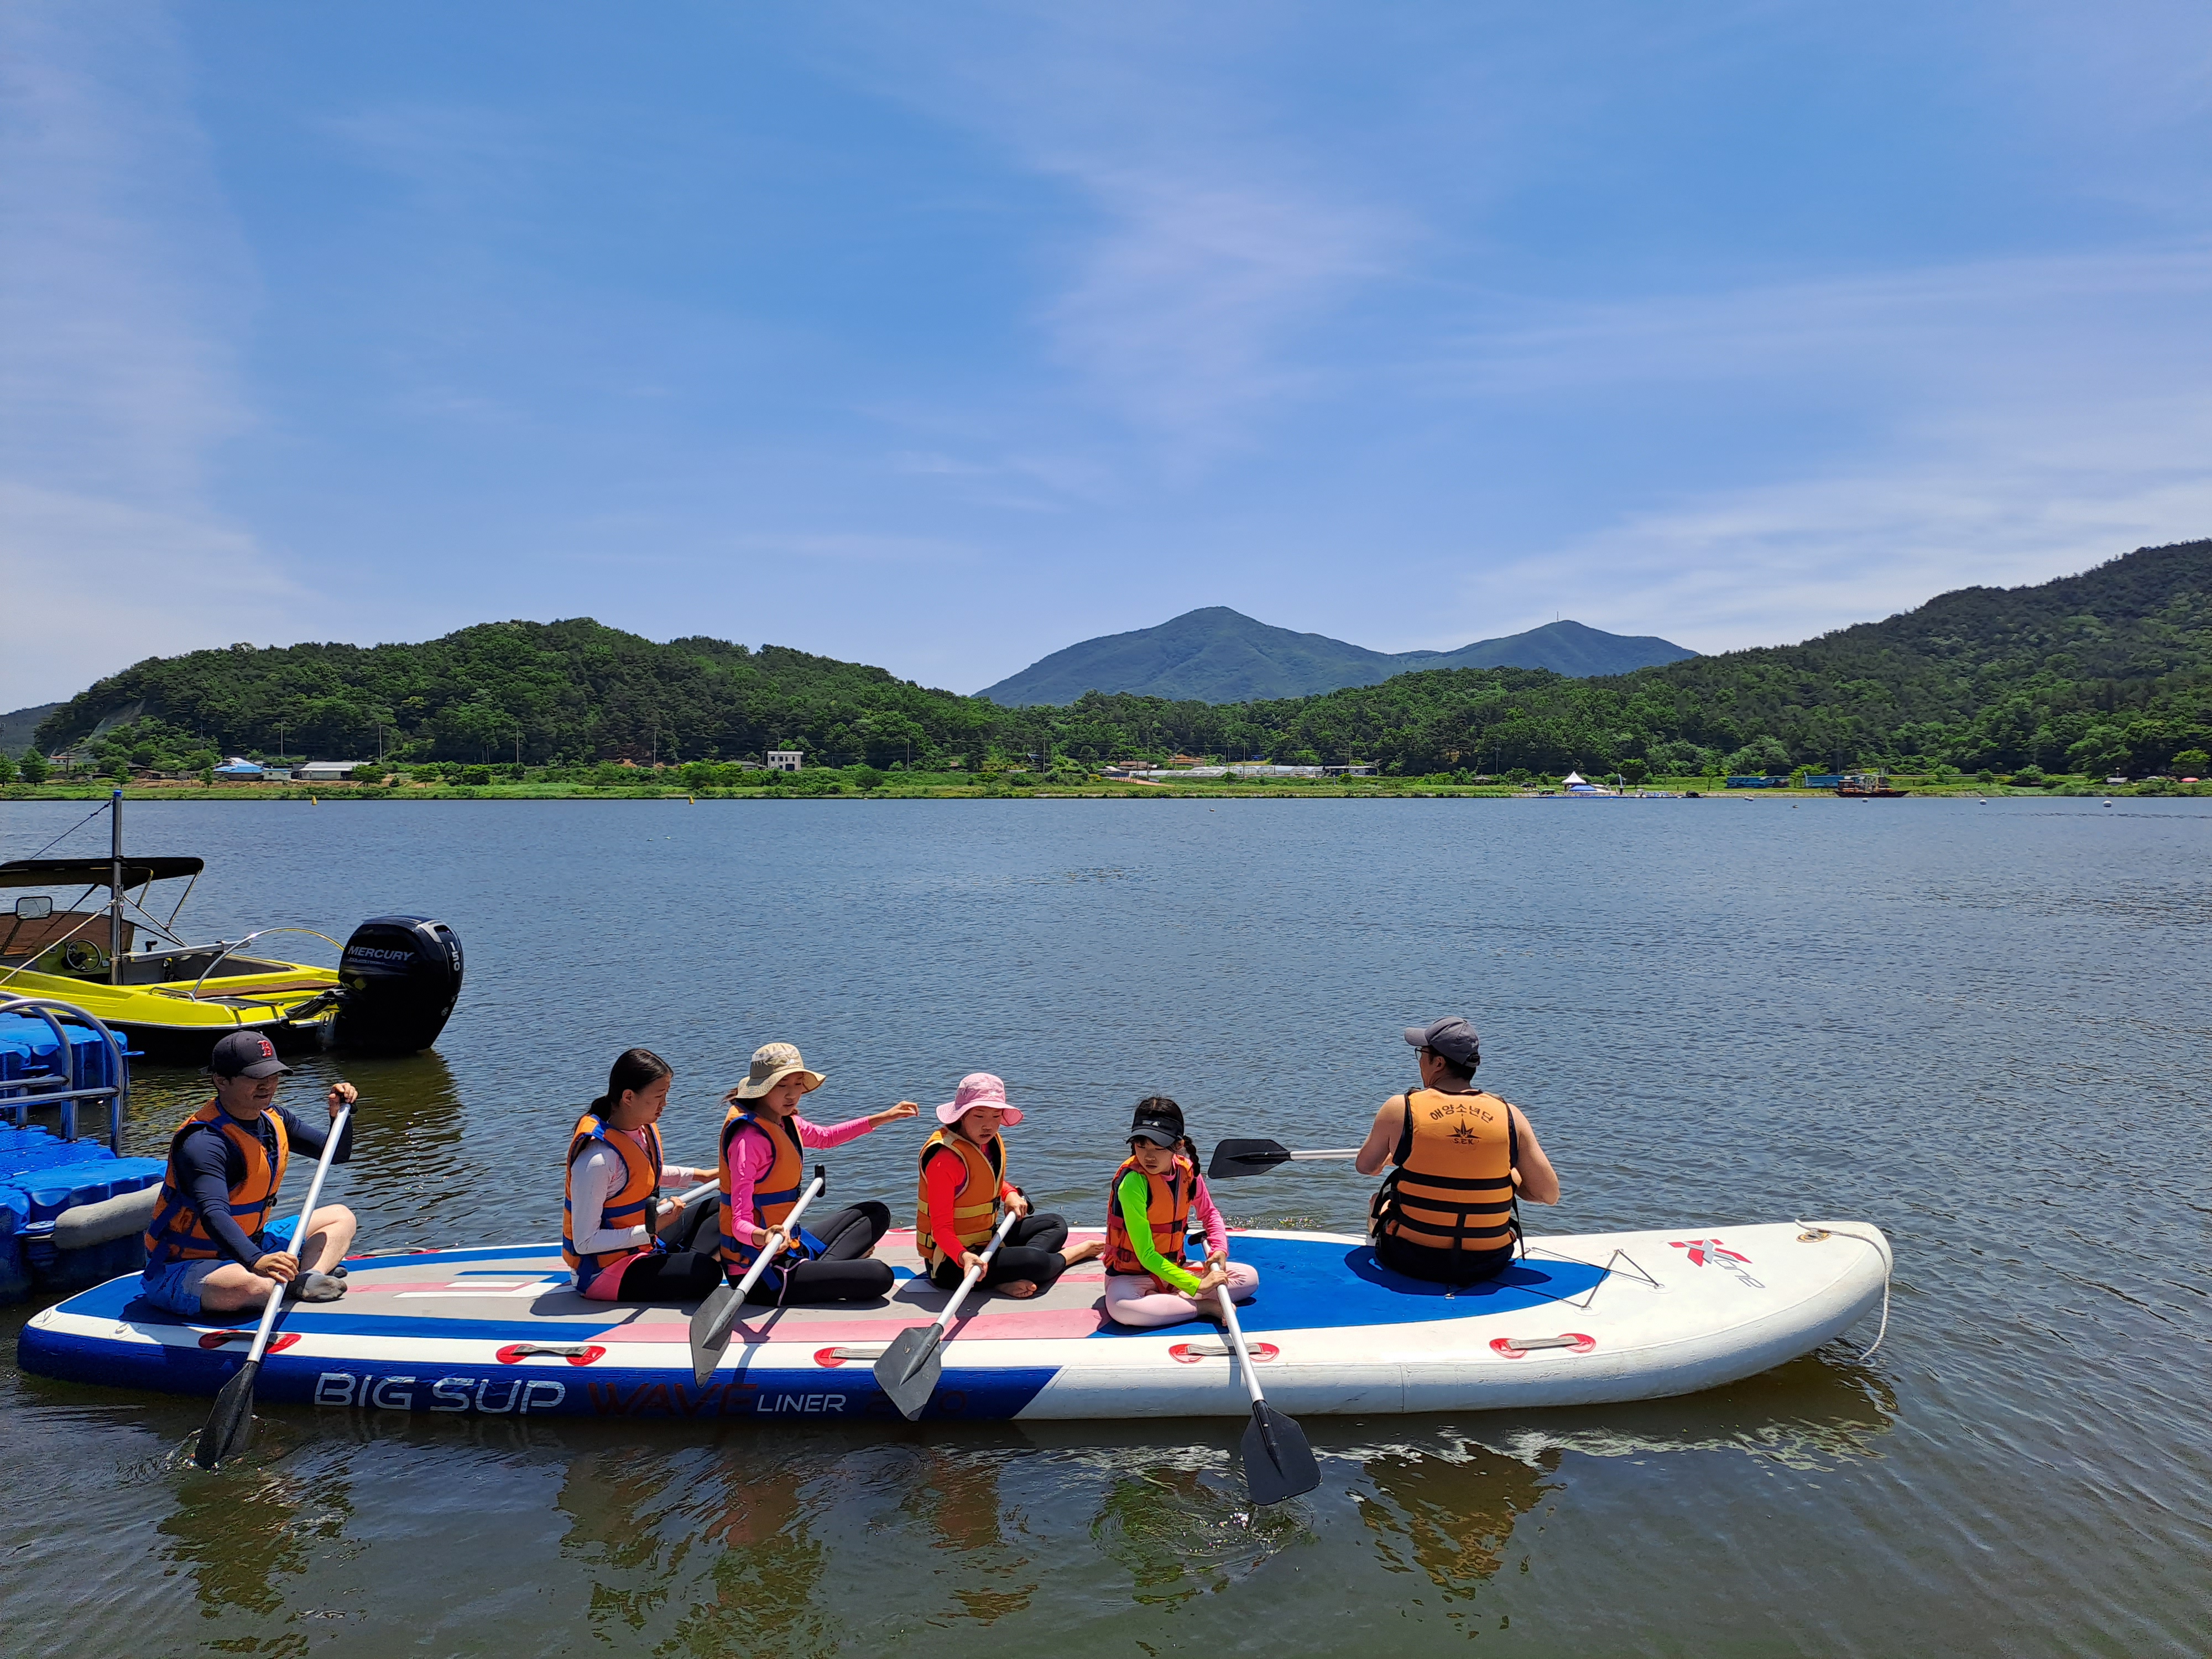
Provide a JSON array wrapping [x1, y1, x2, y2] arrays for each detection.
[[1207, 1139, 1363, 1180], [728, 1173, 827, 1302], [1219, 1285, 1321, 1504], [193, 1099, 354, 1466], [240, 1103, 353, 1366], [662, 1177, 719, 1214], [1216, 1286, 1270, 1410], [929, 1206, 1022, 1335], [687, 1167, 828, 1385], [874, 1206, 1025, 1412]]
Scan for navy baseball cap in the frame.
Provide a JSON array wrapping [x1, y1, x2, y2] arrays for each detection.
[[1404, 1016, 1480, 1067], [209, 1030, 291, 1079]]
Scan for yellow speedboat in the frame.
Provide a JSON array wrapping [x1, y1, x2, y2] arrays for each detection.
[[0, 804, 461, 1063]]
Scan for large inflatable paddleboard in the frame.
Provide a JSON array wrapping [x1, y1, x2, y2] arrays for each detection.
[[18, 1222, 1890, 1422]]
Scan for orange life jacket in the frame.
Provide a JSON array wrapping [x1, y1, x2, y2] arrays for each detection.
[[1374, 1086, 1519, 1260], [561, 1110, 665, 1286], [915, 1128, 1005, 1271], [1103, 1151, 1194, 1288], [719, 1105, 807, 1274], [143, 1101, 290, 1266]]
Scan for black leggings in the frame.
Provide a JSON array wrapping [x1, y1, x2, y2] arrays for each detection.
[[929, 1212, 1072, 1293], [742, 1201, 895, 1306], [613, 1249, 724, 1302]]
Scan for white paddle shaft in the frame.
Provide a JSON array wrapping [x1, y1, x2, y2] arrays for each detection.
[[1217, 1287, 1268, 1409], [930, 1207, 1022, 1334], [728, 1175, 826, 1301], [241, 1104, 352, 1366]]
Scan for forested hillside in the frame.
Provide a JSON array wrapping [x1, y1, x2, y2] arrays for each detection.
[[30, 539, 2212, 778]]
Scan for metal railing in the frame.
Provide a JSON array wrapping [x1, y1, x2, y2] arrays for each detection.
[[185, 927, 345, 1003], [0, 994, 130, 1155]]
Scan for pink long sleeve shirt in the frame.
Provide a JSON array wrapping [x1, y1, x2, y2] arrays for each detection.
[[722, 1113, 879, 1248]]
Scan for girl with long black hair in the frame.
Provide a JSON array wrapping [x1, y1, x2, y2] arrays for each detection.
[[561, 1047, 723, 1302]]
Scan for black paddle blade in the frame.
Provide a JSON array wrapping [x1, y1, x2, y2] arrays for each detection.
[[873, 1324, 944, 1421], [194, 1359, 260, 1469], [1239, 1401, 1319, 1505], [689, 1284, 737, 1387], [1208, 1138, 1292, 1181]]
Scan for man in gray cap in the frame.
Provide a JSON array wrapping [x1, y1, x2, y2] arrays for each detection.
[[1354, 1017, 1559, 1285], [138, 1030, 360, 1319]]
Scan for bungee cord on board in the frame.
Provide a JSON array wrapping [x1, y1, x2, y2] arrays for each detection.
[[1794, 1222, 1892, 1360]]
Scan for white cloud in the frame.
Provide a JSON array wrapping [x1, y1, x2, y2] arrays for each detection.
[[822, 5, 1407, 463], [0, 481, 307, 684], [1412, 247, 2212, 650], [0, 4, 292, 711]]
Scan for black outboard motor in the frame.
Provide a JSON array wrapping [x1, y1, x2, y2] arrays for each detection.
[[331, 916, 464, 1054]]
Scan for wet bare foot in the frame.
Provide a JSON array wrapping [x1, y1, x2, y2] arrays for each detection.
[[1061, 1239, 1105, 1266], [998, 1279, 1040, 1299]]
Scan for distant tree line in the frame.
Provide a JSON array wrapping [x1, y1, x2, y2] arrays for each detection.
[[29, 540, 2212, 781]]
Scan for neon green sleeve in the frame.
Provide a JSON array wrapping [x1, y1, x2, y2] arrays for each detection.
[[1117, 1169, 1202, 1294]]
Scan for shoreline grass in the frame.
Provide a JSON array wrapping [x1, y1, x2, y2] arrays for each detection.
[[4, 776, 2203, 804]]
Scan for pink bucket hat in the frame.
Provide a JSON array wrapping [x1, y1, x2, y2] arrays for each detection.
[[936, 1072, 1024, 1126]]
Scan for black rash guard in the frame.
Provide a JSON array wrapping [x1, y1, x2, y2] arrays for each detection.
[[176, 1103, 353, 1266]]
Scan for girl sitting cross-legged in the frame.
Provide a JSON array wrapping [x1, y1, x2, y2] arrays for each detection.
[[563, 1047, 723, 1303], [719, 1042, 919, 1305], [1103, 1096, 1259, 1328], [917, 1072, 1103, 1300]]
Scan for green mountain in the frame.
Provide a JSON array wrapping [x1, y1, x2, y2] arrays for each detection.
[[0, 702, 61, 758], [1426, 619, 1697, 679], [974, 608, 1694, 704], [23, 538, 2210, 780]]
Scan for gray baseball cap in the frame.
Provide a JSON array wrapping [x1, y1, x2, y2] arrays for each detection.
[[1404, 1016, 1480, 1067]]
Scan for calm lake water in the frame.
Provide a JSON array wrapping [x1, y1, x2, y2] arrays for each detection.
[[3, 796, 2208, 1657]]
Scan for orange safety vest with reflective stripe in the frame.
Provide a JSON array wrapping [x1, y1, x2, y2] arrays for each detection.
[[719, 1105, 806, 1275], [143, 1102, 290, 1266], [1102, 1152, 1194, 1288], [915, 1128, 1006, 1272], [1374, 1086, 1519, 1259], [561, 1110, 665, 1284]]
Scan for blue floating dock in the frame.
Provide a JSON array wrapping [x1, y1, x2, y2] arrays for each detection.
[[0, 1008, 156, 1302]]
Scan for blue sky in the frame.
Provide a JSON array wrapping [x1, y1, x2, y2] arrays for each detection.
[[4, 2, 2210, 709]]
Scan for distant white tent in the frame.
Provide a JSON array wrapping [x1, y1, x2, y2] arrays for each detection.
[[1562, 770, 1585, 784]]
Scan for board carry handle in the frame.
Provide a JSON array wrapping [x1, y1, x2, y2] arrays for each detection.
[[1489, 1332, 1597, 1358]]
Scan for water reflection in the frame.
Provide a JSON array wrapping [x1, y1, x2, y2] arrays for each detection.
[[660, 1447, 834, 1657], [916, 1448, 1039, 1623], [160, 1452, 352, 1623], [1355, 1442, 1557, 1599]]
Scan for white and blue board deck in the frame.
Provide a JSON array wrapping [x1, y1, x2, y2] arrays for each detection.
[[19, 1222, 1890, 1423]]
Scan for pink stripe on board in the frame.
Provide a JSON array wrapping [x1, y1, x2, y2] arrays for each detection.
[[592, 1303, 1109, 1345], [349, 1281, 566, 1296]]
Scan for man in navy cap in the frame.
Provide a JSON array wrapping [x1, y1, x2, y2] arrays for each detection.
[[138, 1030, 359, 1318], [1354, 1017, 1559, 1285]]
